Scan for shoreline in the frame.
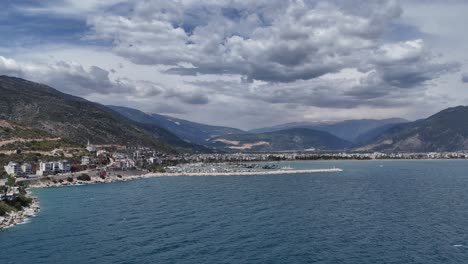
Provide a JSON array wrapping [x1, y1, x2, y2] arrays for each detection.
[[1, 168, 341, 231], [146, 168, 343, 177], [28, 168, 343, 189], [0, 193, 40, 231]]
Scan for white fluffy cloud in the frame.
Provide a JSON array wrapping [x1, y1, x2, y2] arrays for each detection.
[[0, 0, 465, 129], [0, 56, 198, 101], [87, 0, 407, 83]]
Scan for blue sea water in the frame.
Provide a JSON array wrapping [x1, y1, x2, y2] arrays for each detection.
[[2, 160, 468, 263]]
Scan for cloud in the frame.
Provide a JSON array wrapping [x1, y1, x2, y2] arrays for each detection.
[[83, 0, 457, 95], [0, 56, 163, 97], [85, 1, 396, 82], [463, 73, 468, 83], [1, 0, 466, 129]]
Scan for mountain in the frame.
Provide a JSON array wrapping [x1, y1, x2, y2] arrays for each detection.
[[358, 106, 468, 152], [250, 118, 408, 142], [108, 105, 244, 145], [207, 128, 353, 152], [0, 76, 201, 153], [0, 120, 51, 141], [0, 120, 81, 152], [353, 123, 404, 144]]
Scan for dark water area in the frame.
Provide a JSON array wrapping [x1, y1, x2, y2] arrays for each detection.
[[2, 160, 468, 263]]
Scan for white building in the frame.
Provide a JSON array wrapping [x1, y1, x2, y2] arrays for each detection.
[[59, 160, 71, 173], [81, 156, 94, 166], [4, 162, 21, 176], [97, 150, 108, 157], [113, 159, 135, 170], [37, 161, 72, 176], [86, 140, 97, 152], [147, 157, 162, 165], [21, 163, 33, 175], [37, 162, 52, 176]]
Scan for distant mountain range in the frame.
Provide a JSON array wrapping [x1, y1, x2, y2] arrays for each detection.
[[207, 128, 353, 152], [250, 118, 408, 143], [109, 106, 243, 145], [3, 75, 468, 153]]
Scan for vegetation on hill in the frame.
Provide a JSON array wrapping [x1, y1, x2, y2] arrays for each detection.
[[0, 139, 80, 152], [0, 123, 51, 141], [0, 76, 183, 153], [359, 106, 468, 152]]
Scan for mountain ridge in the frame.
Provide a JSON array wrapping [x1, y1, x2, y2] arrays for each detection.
[[0, 75, 201, 153], [250, 118, 408, 142], [109, 105, 244, 145], [358, 106, 468, 152], [207, 127, 353, 152]]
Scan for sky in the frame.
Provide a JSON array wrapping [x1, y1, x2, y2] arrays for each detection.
[[0, 0, 467, 130]]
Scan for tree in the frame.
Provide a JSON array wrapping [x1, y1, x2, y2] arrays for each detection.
[[77, 174, 91, 181], [6, 176, 16, 187]]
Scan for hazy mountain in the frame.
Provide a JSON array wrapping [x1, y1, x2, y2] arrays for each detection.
[[0, 76, 201, 153], [358, 106, 468, 152], [353, 123, 404, 144], [109, 105, 244, 145], [207, 128, 353, 152], [250, 118, 408, 142]]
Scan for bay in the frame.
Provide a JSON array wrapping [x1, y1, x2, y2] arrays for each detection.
[[2, 160, 468, 263]]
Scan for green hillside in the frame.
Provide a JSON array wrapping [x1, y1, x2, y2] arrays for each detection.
[[0, 76, 198, 153], [359, 106, 468, 152]]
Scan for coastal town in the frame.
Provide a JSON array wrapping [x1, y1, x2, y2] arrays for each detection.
[[3, 138, 468, 231], [3, 138, 468, 181]]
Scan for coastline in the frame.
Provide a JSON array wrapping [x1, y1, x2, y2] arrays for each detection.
[[0, 193, 40, 231], [146, 168, 343, 177], [0, 168, 341, 231], [28, 168, 342, 189]]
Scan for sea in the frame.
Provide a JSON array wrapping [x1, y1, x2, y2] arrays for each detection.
[[2, 160, 468, 264]]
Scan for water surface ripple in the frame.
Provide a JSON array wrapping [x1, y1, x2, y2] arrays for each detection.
[[2, 160, 468, 263]]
